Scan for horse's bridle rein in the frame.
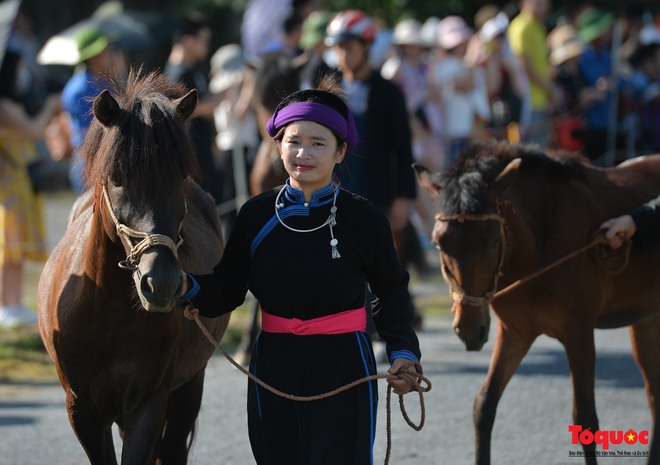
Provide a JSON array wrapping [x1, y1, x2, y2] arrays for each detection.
[[435, 206, 508, 309], [436, 203, 612, 309], [101, 183, 184, 271]]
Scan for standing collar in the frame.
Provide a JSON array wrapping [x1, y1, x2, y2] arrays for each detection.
[[284, 180, 336, 206]]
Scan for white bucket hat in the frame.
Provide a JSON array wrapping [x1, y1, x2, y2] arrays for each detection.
[[392, 18, 425, 46], [437, 16, 473, 50]]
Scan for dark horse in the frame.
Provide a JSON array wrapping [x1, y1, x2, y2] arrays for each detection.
[[38, 70, 229, 464], [414, 140, 660, 465]]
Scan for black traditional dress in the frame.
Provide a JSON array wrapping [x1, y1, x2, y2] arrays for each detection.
[[187, 180, 421, 465]]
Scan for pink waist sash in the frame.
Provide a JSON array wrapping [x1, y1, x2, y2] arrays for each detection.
[[261, 307, 366, 335]]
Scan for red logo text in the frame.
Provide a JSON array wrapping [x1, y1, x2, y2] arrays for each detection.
[[569, 425, 649, 450]]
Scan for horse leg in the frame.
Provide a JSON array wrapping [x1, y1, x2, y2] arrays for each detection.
[[156, 369, 206, 465], [66, 391, 118, 465], [474, 319, 537, 465], [629, 315, 660, 464], [562, 326, 598, 465], [119, 386, 170, 465]]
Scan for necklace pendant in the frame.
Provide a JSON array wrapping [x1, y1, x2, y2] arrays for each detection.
[[330, 238, 340, 259]]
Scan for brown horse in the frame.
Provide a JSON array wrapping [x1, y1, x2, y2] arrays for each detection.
[[414, 140, 660, 465], [38, 70, 229, 464]]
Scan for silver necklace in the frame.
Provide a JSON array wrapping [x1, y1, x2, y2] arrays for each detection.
[[274, 184, 341, 259]]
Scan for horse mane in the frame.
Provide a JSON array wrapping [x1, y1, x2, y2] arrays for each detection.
[[437, 139, 589, 215], [81, 67, 200, 195]]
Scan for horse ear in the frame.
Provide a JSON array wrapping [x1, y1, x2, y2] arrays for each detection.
[[413, 163, 441, 198], [490, 158, 521, 194], [174, 89, 198, 120], [93, 90, 120, 127]]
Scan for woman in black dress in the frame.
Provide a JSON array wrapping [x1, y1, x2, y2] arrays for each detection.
[[181, 77, 422, 465]]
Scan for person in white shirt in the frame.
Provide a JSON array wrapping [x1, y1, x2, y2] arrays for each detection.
[[430, 16, 491, 166]]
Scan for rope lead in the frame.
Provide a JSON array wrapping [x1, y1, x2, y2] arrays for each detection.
[[183, 306, 431, 465]]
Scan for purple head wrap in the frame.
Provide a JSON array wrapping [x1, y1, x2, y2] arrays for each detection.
[[266, 101, 360, 150]]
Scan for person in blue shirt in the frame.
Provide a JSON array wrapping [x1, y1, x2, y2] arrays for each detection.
[[61, 27, 123, 194], [575, 7, 626, 162]]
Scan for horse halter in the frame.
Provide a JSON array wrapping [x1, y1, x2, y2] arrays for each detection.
[[435, 205, 508, 308], [101, 183, 184, 271]]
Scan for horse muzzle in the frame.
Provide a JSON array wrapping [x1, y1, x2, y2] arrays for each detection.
[[452, 303, 491, 351], [135, 259, 184, 313]]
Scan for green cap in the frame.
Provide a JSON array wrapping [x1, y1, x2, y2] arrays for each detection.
[[300, 11, 333, 50], [75, 26, 114, 63], [577, 8, 615, 44]]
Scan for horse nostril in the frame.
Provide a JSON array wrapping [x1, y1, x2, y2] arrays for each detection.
[[479, 325, 487, 342], [141, 275, 155, 297]]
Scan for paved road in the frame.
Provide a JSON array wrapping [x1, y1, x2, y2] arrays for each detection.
[[0, 194, 653, 464], [0, 315, 652, 465]]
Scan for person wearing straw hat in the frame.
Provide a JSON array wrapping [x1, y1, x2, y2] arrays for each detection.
[[61, 26, 123, 194], [179, 76, 422, 465], [547, 23, 592, 151], [381, 18, 442, 168], [574, 7, 621, 161], [472, 11, 529, 140]]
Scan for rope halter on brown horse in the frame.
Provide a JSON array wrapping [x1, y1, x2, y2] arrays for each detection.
[[435, 206, 508, 309], [101, 183, 184, 270], [436, 203, 614, 307]]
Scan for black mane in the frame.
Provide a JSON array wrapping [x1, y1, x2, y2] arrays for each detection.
[[437, 140, 589, 215], [81, 68, 199, 196]]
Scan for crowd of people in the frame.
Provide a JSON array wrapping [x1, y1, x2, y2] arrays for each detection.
[[2, 2, 660, 329], [2, 1, 660, 462]]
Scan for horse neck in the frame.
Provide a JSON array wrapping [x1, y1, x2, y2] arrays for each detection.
[[500, 183, 569, 275]]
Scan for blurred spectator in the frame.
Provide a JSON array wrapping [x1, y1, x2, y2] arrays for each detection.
[[368, 17, 394, 70], [165, 14, 223, 203], [471, 11, 529, 141], [61, 27, 124, 194], [381, 18, 442, 256], [241, 0, 317, 65], [575, 7, 620, 161], [474, 4, 501, 31], [508, 0, 558, 148], [325, 10, 416, 232], [430, 15, 490, 165], [210, 44, 259, 235], [619, 5, 647, 67], [628, 25, 660, 153], [249, 51, 300, 196], [548, 24, 589, 152], [420, 16, 440, 50], [233, 50, 301, 365], [262, 11, 304, 57], [326, 9, 425, 332], [381, 18, 443, 169], [9, 10, 49, 116], [292, 10, 336, 89], [0, 48, 61, 328]]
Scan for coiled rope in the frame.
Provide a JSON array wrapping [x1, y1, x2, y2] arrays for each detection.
[[183, 306, 431, 465]]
